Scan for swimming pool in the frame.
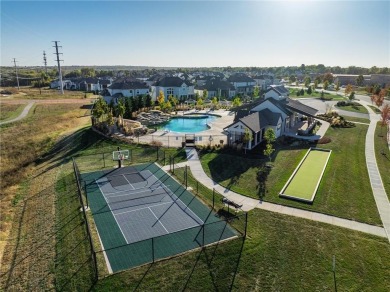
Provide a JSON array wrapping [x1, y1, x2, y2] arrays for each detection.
[[161, 114, 218, 133]]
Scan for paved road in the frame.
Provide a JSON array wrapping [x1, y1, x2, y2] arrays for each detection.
[[0, 101, 34, 125]]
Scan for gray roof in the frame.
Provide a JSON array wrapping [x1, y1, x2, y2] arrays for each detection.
[[258, 108, 281, 126], [196, 78, 235, 91], [109, 79, 149, 90], [286, 99, 318, 116], [227, 73, 255, 83], [240, 112, 262, 132], [266, 85, 289, 95], [266, 98, 293, 116], [155, 76, 192, 87]]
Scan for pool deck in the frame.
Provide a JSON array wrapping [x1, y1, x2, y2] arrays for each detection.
[[133, 109, 236, 147]]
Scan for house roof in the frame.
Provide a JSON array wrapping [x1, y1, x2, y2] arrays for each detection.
[[240, 112, 262, 132], [155, 76, 193, 87], [285, 99, 318, 117], [197, 78, 235, 91], [266, 98, 293, 116], [266, 85, 289, 96], [227, 73, 255, 83], [258, 108, 281, 126], [109, 79, 149, 90]]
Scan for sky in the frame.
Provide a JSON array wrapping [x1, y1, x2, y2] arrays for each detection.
[[1, 0, 389, 68]]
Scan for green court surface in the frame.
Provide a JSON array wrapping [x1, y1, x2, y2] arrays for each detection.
[[80, 162, 240, 273], [280, 149, 331, 202]]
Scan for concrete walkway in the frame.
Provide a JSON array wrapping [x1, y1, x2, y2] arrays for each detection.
[[0, 101, 34, 125], [359, 101, 390, 242], [162, 148, 387, 239]]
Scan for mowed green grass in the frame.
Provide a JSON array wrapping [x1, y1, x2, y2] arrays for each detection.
[[201, 125, 381, 225], [282, 149, 331, 200]]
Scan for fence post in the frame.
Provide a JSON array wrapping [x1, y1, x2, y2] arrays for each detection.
[[197, 181, 199, 195], [84, 181, 89, 208], [163, 150, 166, 165], [202, 224, 205, 247], [212, 189, 215, 209], [152, 238, 155, 263], [169, 155, 172, 172], [185, 165, 188, 189], [93, 251, 98, 281], [103, 153, 105, 168], [156, 147, 159, 161], [244, 212, 248, 238], [172, 156, 175, 174], [130, 149, 133, 164]]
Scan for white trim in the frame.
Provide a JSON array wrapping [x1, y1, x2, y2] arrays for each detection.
[[113, 201, 172, 216], [279, 147, 332, 203], [122, 174, 135, 190], [148, 207, 169, 234]]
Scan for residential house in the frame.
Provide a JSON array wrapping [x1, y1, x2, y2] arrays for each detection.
[[224, 91, 318, 150], [252, 75, 274, 90], [151, 76, 194, 101], [264, 85, 290, 99], [107, 79, 149, 100], [194, 78, 236, 99], [227, 73, 256, 95]]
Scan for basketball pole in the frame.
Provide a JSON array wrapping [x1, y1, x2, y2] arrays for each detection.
[[117, 147, 122, 168]]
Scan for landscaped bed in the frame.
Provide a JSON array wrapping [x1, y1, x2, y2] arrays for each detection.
[[279, 148, 331, 203]]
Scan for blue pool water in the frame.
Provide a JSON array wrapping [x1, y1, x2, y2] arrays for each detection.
[[162, 115, 218, 133]]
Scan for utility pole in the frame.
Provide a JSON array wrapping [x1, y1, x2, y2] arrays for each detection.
[[12, 58, 20, 90], [52, 41, 64, 95], [43, 51, 48, 74]]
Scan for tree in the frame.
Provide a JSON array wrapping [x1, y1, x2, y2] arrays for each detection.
[[196, 96, 204, 109], [232, 97, 242, 107], [263, 128, 276, 162], [168, 95, 178, 108], [263, 143, 275, 162], [356, 74, 364, 86], [212, 96, 218, 109], [307, 86, 312, 95], [106, 110, 114, 127], [202, 89, 208, 99], [124, 97, 133, 119], [80, 67, 96, 77], [117, 98, 126, 125], [144, 94, 152, 109], [253, 85, 260, 98], [349, 91, 355, 101], [92, 96, 108, 122], [380, 104, 390, 137], [345, 84, 353, 97], [242, 128, 253, 154], [300, 88, 305, 96], [314, 80, 319, 89], [335, 81, 340, 93], [322, 72, 334, 84], [157, 90, 165, 106], [304, 76, 311, 87], [137, 95, 144, 111], [323, 80, 329, 90], [264, 128, 276, 144], [289, 75, 296, 84]]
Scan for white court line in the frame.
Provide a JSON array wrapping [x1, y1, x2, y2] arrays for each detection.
[[148, 207, 169, 234], [113, 201, 173, 216], [122, 174, 135, 190], [103, 185, 166, 197], [95, 179, 129, 244], [149, 173, 204, 225]]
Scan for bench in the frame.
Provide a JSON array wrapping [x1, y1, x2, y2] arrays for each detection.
[[221, 198, 243, 212]]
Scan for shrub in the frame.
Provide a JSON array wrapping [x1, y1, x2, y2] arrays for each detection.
[[150, 140, 163, 147], [318, 136, 332, 144]]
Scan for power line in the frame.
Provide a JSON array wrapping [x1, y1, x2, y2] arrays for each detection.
[[53, 41, 64, 95], [12, 58, 20, 90]]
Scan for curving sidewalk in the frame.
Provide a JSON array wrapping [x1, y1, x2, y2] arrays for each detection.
[[162, 148, 387, 239], [0, 101, 34, 125], [359, 101, 390, 242]]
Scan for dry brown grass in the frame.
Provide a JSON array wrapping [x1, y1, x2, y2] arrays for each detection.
[[0, 86, 96, 100], [0, 103, 26, 121], [0, 103, 90, 270]]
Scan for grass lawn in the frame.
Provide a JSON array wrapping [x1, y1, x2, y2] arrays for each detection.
[[201, 125, 381, 225], [93, 188, 390, 291], [335, 104, 369, 114], [289, 88, 345, 100], [374, 122, 390, 200], [1, 86, 93, 99], [282, 149, 331, 201], [345, 116, 370, 124], [0, 103, 26, 121], [368, 105, 382, 114]]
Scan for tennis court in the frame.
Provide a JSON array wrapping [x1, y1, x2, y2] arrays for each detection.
[[279, 148, 332, 203], [80, 162, 239, 272]]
